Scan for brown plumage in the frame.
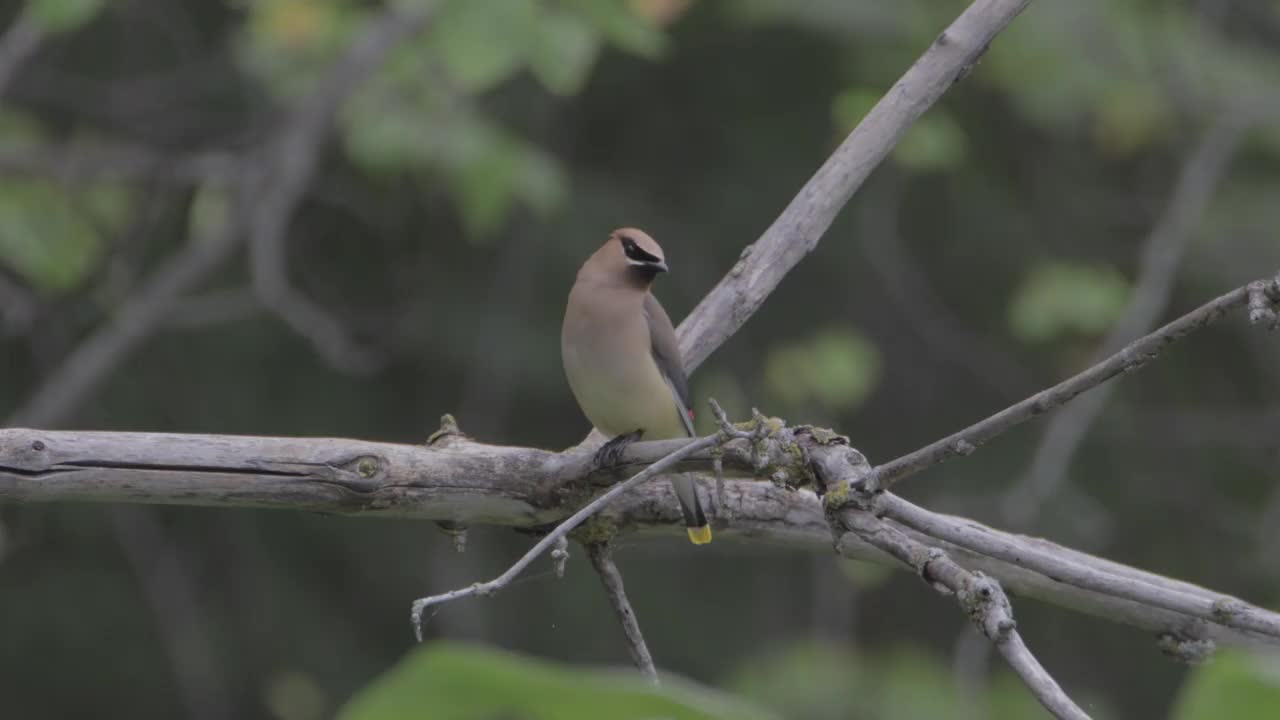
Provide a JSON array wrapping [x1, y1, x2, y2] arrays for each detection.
[[562, 228, 710, 544]]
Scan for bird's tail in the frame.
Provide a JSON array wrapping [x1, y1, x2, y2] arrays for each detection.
[[670, 474, 711, 545]]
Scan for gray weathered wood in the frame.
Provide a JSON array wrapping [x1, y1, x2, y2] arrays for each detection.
[[3, 426, 1277, 652]]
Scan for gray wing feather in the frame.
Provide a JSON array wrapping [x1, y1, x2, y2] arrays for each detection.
[[643, 293, 696, 437]]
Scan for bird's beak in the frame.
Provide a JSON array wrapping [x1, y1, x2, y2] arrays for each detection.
[[652, 260, 669, 273]]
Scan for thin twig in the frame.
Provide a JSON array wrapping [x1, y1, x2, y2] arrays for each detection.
[[410, 432, 726, 640], [586, 542, 659, 684], [0, 143, 238, 185], [159, 287, 260, 330], [0, 271, 37, 336], [6, 5, 432, 427], [0, 11, 43, 97], [865, 274, 1277, 493], [244, 7, 434, 376], [7, 197, 245, 427], [1001, 110, 1258, 527], [675, 0, 1034, 372], [551, 536, 570, 579], [859, 171, 1036, 398], [840, 511, 1091, 720]]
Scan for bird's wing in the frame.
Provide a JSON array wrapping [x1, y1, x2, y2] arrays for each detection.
[[644, 293, 696, 437]]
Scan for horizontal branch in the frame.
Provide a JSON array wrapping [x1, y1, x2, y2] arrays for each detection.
[[2, 426, 1277, 651]]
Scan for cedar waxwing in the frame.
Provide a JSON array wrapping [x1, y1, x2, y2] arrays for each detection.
[[562, 228, 712, 545]]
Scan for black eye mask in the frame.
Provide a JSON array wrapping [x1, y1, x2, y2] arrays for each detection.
[[619, 235, 662, 264]]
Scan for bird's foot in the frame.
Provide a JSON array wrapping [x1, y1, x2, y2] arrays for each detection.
[[594, 430, 643, 468]]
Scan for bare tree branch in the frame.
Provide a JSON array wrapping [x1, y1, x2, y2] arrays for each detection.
[[0, 10, 43, 97], [0, 143, 238, 185], [877, 493, 1280, 640], [865, 273, 1279, 493], [839, 511, 1091, 720], [159, 287, 260, 330], [1001, 109, 1262, 527], [675, 0, 1034, 371], [409, 432, 726, 640], [243, 7, 434, 375], [587, 542, 659, 685], [4, 425, 1279, 650], [6, 203, 244, 427], [0, 270, 38, 336], [5, 5, 433, 427]]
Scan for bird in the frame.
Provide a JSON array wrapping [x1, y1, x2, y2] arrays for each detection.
[[561, 227, 711, 545]]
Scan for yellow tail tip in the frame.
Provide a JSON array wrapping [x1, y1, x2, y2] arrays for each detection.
[[687, 525, 712, 545]]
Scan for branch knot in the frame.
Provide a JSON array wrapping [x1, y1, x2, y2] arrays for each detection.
[[1248, 279, 1280, 329]]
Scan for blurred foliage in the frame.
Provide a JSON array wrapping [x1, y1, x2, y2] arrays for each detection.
[[26, 0, 105, 32], [339, 642, 776, 720], [729, 640, 1066, 720], [0, 181, 122, 292], [1009, 262, 1131, 343], [764, 327, 880, 416], [1, 0, 1280, 718], [239, 0, 664, 238], [1171, 650, 1280, 720]]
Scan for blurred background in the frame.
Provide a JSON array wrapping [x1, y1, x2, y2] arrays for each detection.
[[1, 0, 1279, 717]]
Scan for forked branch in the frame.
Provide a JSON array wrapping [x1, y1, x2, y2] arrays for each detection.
[[839, 511, 1090, 720]]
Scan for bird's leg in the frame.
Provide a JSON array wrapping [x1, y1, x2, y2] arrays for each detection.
[[594, 430, 643, 468]]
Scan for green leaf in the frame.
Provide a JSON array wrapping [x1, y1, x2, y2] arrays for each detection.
[[562, 0, 666, 59], [529, 8, 602, 95], [26, 0, 105, 33], [1008, 262, 1131, 343], [446, 124, 568, 238], [0, 111, 48, 150], [731, 641, 1054, 720], [830, 88, 879, 135], [730, 641, 865, 719], [1173, 650, 1280, 720], [338, 641, 777, 720], [894, 111, 968, 172], [764, 328, 880, 414], [0, 181, 117, 293], [431, 0, 539, 92]]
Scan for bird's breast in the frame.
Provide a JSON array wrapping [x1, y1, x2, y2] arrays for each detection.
[[562, 299, 686, 440]]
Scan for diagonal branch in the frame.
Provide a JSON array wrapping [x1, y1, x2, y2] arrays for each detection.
[[1001, 107, 1265, 527], [0, 10, 43, 97], [877, 493, 1280, 640], [839, 511, 1090, 720], [6, 200, 245, 427], [243, 7, 433, 376], [5, 5, 433, 428], [586, 542, 659, 684], [864, 272, 1279, 494], [675, 0, 1034, 371], [409, 432, 726, 640]]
